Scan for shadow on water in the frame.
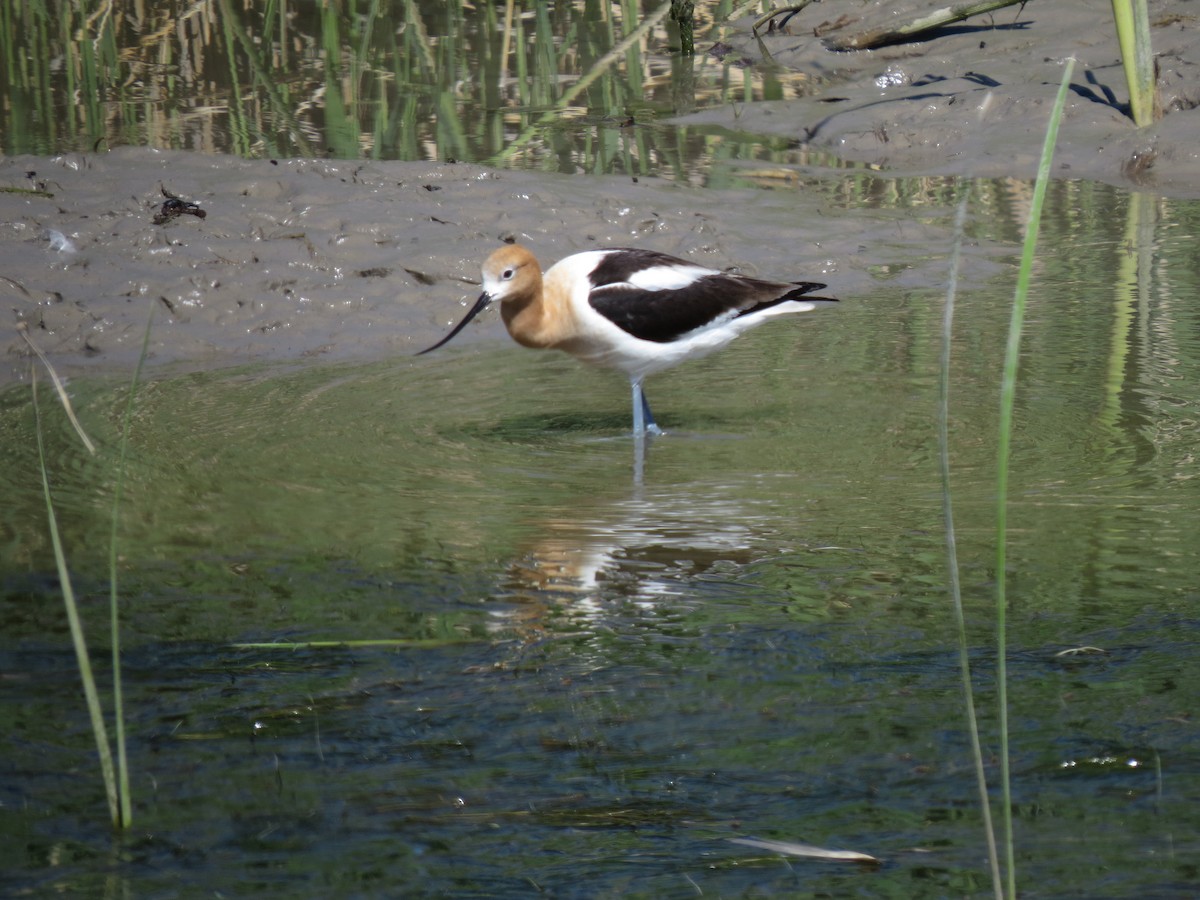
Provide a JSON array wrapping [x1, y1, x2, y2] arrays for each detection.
[[4, 172, 1200, 895]]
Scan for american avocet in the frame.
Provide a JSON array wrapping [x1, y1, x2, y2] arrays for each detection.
[[419, 244, 836, 435]]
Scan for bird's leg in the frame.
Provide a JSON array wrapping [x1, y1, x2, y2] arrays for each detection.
[[642, 391, 663, 436], [631, 378, 663, 437]]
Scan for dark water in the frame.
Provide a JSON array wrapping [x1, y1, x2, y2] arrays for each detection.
[[2, 178, 1199, 896]]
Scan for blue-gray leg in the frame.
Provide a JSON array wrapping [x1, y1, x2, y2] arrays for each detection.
[[630, 377, 663, 437]]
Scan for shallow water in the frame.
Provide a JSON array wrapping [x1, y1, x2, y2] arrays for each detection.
[[2, 177, 1199, 896]]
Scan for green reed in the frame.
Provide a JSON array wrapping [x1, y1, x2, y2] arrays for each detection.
[[994, 56, 1076, 898], [3, 0, 814, 179], [489, 1, 670, 167], [28, 308, 155, 828], [105, 310, 155, 828], [939, 55, 1076, 900], [1111, 0, 1156, 126], [32, 368, 122, 826], [940, 189, 1004, 900]]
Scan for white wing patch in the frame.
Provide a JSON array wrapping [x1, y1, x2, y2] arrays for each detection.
[[624, 263, 719, 293]]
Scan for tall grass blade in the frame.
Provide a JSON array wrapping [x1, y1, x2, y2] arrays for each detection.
[[215, 0, 313, 156], [1111, 0, 1156, 126], [108, 309, 156, 828], [939, 188, 1003, 900], [18, 324, 96, 455], [32, 367, 120, 826], [995, 56, 1076, 899], [489, 0, 673, 164]]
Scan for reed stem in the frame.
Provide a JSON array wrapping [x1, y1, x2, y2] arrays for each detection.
[[107, 309, 156, 828], [995, 56, 1076, 899], [940, 188, 1004, 900], [1111, 0, 1156, 126], [32, 369, 121, 826]]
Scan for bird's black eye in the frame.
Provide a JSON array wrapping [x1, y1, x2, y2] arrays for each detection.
[[502, 267, 515, 280]]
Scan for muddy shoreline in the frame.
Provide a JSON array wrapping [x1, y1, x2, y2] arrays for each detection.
[[695, 0, 1200, 191], [0, 148, 974, 384]]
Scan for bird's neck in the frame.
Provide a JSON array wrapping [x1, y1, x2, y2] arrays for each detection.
[[500, 275, 567, 349]]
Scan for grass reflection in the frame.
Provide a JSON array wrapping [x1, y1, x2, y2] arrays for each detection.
[[1, 0, 834, 180]]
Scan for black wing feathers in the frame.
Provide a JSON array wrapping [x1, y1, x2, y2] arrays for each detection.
[[587, 249, 833, 344]]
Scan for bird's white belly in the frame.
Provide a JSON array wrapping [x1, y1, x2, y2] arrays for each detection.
[[568, 317, 746, 380]]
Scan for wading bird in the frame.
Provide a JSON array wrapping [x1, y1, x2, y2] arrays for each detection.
[[420, 244, 837, 436]]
